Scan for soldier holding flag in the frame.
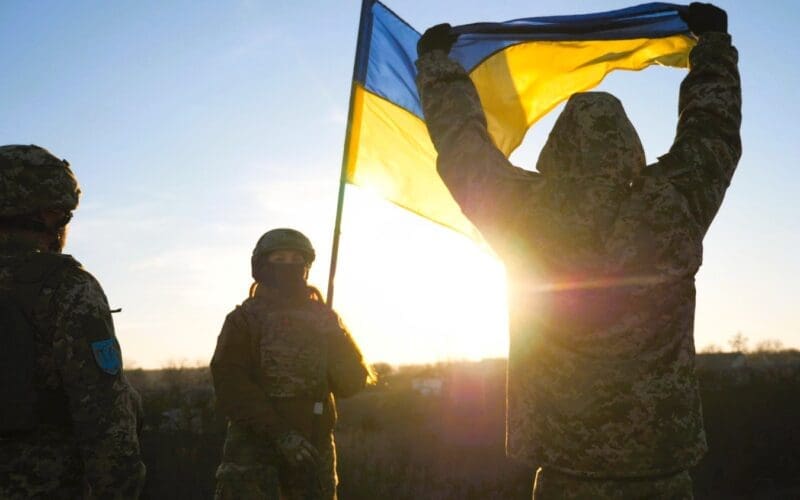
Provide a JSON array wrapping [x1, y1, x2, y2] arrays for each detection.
[[416, 3, 740, 497]]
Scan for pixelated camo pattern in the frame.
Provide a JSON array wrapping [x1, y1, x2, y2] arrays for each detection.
[[0, 244, 145, 498], [214, 291, 369, 403], [416, 32, 741, 476], [214, 423, 337, 500], [0, 145, 80, 216], [211, 289, 369, 498]]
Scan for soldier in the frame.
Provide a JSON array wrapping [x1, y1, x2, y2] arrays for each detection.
[[0, 145, 146, 499], [211, 228, 371, 500], [416, 3, 739, 498]]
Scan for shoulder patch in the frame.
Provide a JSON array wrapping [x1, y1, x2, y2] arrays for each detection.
[[91, 338, 122, 375]]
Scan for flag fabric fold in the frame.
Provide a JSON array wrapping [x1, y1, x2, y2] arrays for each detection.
[[344, 1, 695, 242]]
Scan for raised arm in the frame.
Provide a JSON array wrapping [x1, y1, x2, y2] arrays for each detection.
[[657, 5, 741, 234], [415, 25, 545, 252]]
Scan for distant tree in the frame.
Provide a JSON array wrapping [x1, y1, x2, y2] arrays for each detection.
[[728, 331, 749, 353], [753, 338, 784, 353], [123, 358, 140, 370], [700, 344, 722, 354], [372, 362, 394, 387]]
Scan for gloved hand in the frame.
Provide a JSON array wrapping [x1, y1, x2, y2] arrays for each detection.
[[679, 3, 727, 35], [417, 23, 458, 57], [274, 431, 320, 467]]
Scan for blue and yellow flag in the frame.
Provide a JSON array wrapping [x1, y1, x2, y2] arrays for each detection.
[[344, 2, 694, 241]]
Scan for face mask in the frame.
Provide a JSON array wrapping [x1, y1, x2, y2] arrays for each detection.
[[254, 262, 308, 299]]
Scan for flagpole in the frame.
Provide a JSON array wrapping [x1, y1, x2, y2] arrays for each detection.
[[327, 0, 374, 307], [325, 126, 349, 307]]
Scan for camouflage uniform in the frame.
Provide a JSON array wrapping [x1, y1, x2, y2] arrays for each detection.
[[417, 30, 741, 496], [211, 286, 370, 500], [0, 145, 145, 499]]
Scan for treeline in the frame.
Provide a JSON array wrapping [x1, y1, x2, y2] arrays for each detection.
[[127, 352, 800, 499]]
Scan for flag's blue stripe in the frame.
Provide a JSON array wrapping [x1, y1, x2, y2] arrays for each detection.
[[451, 3, 689, 71], [457, 2, 684, 30], [353, 0, 377, 84], [354, 2, 690, 122], [360, 1, 424, 119]]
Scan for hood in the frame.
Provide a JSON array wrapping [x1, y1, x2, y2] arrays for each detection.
[[536, 92, 645, 183], [517, 92, 646, 274]]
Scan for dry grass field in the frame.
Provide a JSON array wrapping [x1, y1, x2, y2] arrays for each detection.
[[128, 352, 800, 499]]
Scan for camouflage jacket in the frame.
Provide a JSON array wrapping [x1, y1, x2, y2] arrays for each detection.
[[416, 32, 741, 476], [0, 239, 145, 498], [211, 286, 369, 450]]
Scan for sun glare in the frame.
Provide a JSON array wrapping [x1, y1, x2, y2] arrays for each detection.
[[332, 187, 509, 366]]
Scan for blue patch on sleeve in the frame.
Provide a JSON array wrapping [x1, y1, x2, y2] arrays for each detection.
[[91, 338, 122, 375]]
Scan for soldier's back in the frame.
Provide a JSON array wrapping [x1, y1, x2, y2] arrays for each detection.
[[0, 250, 87, 498]]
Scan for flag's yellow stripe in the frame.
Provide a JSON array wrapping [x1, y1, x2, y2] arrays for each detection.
[[346, 84, 483, 240], [473, 35, 695, 155], [346, 35, 695, 240]]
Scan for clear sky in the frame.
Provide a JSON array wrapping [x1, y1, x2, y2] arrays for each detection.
[[2, 1, 798, 368]]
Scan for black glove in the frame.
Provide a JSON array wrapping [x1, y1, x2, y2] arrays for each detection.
[[679, 3, 727, 35], [417, 23, 458, 57]]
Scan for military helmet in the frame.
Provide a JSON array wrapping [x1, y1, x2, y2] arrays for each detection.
[[0, 145, 81, 217], [251, 228, 316, 268]]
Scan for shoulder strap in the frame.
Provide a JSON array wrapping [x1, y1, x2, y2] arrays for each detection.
[[12, 252, 80, 316]]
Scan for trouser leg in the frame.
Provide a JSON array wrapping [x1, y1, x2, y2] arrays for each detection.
[[214, 462, 281, 500], [279, 440, 337, 500], [532, 467, 693, 500]]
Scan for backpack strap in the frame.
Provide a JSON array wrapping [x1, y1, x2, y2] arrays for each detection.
[[0, 253, 79, 434]]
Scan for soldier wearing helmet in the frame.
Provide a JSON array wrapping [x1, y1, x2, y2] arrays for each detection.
[[211, 228, 372, 500], [0, 145, 145, 498], [0, 144, 79, 252]]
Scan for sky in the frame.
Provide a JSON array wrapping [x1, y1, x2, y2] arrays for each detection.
[[2, 1, 798, 368]]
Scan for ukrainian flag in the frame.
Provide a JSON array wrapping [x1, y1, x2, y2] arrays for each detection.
[[343, 2, 695, 242]]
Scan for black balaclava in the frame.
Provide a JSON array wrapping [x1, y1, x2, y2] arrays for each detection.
[[253, 261, 308, 300]]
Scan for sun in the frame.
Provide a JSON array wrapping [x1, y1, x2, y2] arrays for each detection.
[[326, 187, 509, 367]]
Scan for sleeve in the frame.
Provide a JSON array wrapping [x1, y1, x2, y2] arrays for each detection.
[[415, 49, 547, 252], [326, 311, 369, 399], [209, 309, 290, 437], [656, 32, 742, 234], [51, 269, 145, 499]]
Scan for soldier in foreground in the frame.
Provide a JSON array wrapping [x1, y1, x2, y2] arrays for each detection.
[[416, 3, 740, 498], [0, 145, 146, 499], [211, 228, 371, 499]]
